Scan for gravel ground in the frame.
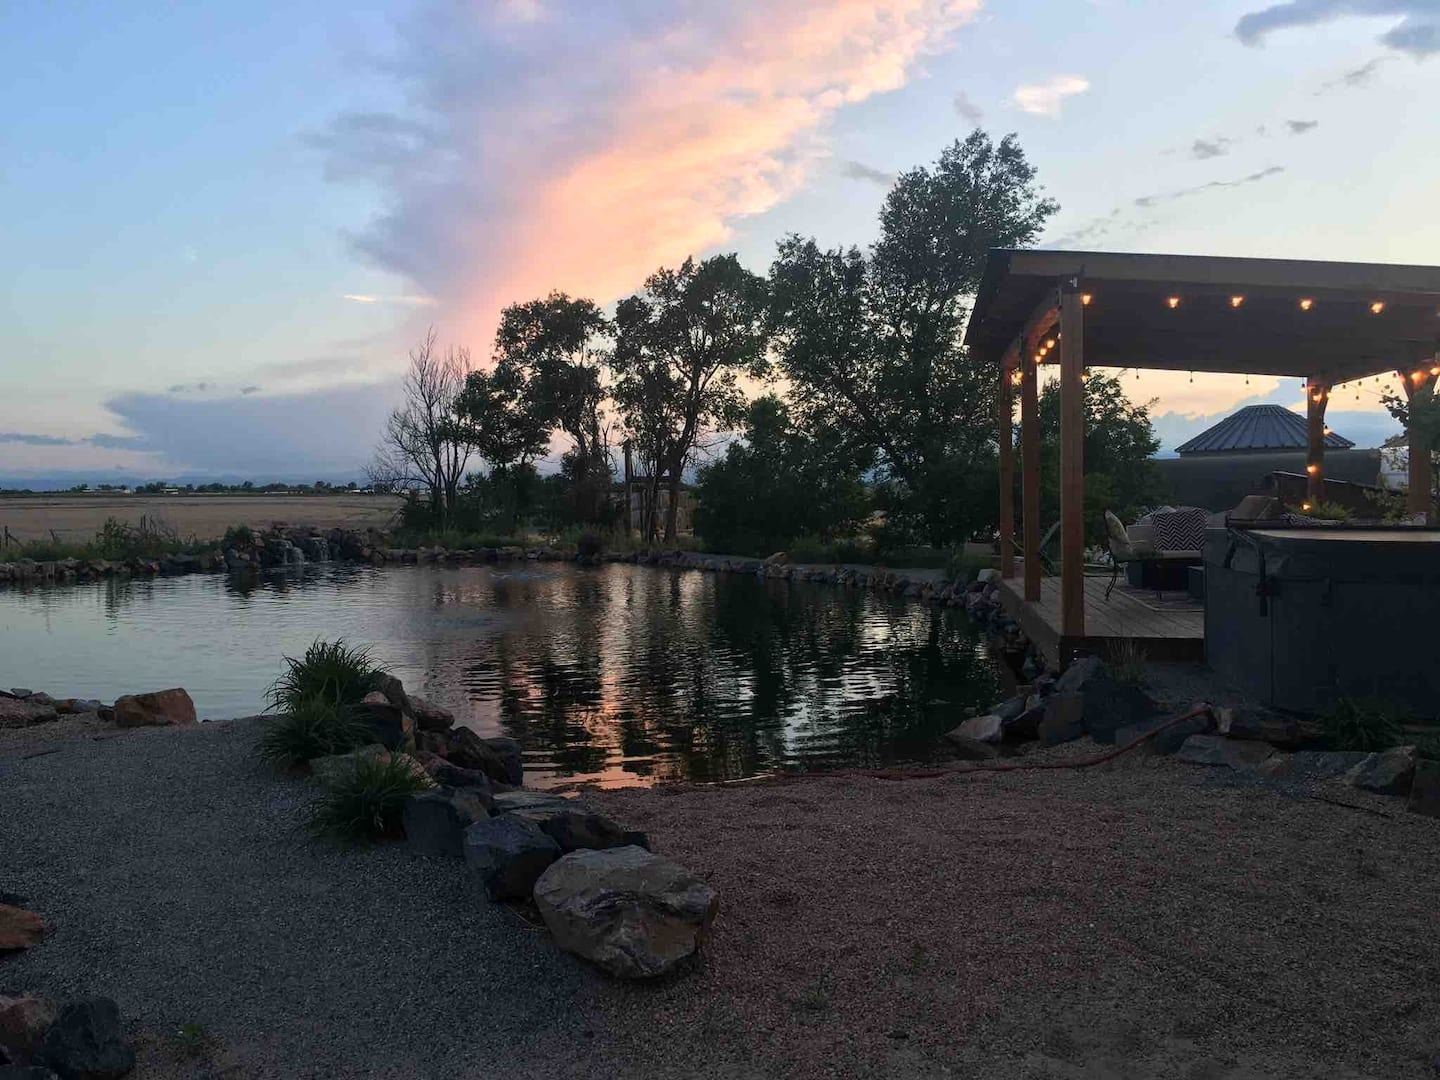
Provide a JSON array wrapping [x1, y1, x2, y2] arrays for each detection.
[[4, 719, 1438, 1078]]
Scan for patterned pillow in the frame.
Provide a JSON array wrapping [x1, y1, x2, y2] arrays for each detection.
[[1152, 507, 1206, 552]]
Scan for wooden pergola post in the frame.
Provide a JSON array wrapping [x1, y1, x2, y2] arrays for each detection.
[[1401, 370, 1434, 522], [998, 347, 1016, 578], [1021, 335, 1042, 602], [1058, 279, 1085, 637], [1305, 378, 1330, 506]]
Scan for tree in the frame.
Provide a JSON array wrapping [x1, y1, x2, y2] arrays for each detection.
[[493, 293, 613, 522], [368, 328, 472, 527], [452, 359, 551, 531], [610, 255, 770, 542], [1035, 370, 1163, 541], [769, 131, 1058, 546], [694, 395, 872, 556]]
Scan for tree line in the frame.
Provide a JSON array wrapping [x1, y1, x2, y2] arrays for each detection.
[[372, 131, 1162, 553]]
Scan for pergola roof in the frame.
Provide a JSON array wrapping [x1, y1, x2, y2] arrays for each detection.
[[966, 248, 1440, 383]]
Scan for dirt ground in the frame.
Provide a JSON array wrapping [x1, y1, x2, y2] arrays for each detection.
[[0, 494, 402, 544]]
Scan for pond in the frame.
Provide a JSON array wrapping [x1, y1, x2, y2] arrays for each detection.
[[0, 563, 1003, 787]]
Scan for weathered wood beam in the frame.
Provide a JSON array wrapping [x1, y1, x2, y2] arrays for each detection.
[[998, 344, 1017, 579], [1400, 369, 1434, 522], [1305, 378, 1330, 506], [1021, 341, 1042, 602], [1058, 279, 1086, 640]]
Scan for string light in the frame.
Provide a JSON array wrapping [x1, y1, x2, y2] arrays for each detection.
[[1167, 297, 1181, 309], [1081, 294, 1093, 306], [1230, 295, 1245, 308], [1430, 365, 1440, 376], [1412, 370, 1426, 384], [1302, 502, 1313, 512], [1306, 464, 1319, 475], [1046, 338, 1056, 349], [1299, 298, 1314, 311], [1371, 301, 1386, 315]]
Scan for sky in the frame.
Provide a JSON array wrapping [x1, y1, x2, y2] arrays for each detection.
[[4, 0, 1440, 486]]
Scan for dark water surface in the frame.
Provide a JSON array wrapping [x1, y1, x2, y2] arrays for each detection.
[[0, 563, 1002, 787]]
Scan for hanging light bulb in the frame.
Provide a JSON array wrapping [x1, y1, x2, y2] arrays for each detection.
[[1306, 463, 1319, 475], [1081, 293, 1093, 306], [1371, 301, 1386, 315], [1230, 295, 1245, 308], [1167, 297, 1181, 309], [1299, 298, 1314, 311]]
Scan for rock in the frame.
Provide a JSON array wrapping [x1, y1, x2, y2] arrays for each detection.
[[991, 696, 1027, 723], [484, 737, 524, 786], [1054, 656, 1104, 695], [402, 788, 490, 858], [413, 730, 447, 756], [40, 997, 134, 1080], [1038, 693, 1085, 746], [1115, 710, 1213, 756], [1049, 658, 1155, 743], [953, 713, 1003, 744], [426, 760, 495, 799], [1004, 703, 1046, 741], [491, 790, 575, 814], [1345, 746, 1417, 797], [112, 688, 196, 728], [308, 744, 387, 787], [1258, 749, 1374, 781], [1176, 734, 1274, 769], [0, 699, 59, 730], [506, 804, 641, 853], [9, 690, 34, 700], [463, 816, 560, 900], [1216, 705, 1323, 750], [444, 728, 511, 785], [26, 693, 55, 707], [0, 995, 57, 1064], [53, 700, 104, 717], [353, 691, 414, 751], [0, 1066, 61, 1079], [534, 846, 719, 979], [943, 733, 999, 760], [408, 696, 455, 733], [0, 905, 45, 951], [1408, 759, 1440, 819]]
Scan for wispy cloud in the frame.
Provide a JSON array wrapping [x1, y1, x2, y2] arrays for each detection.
[[312, 1, 980, 349], [1237, 2, 1440, 58], [341, 293, 436, 307], [1133, 165, 1285, 209], [952, 90, 984, 124], [837, 159, 895, 186], [1191, 137, 1234, 160], [0, 431, 147, 450], [1012, 74, 1090, 117], [1318, 55, 1390, 91], [1285, 118, 1320, 134]]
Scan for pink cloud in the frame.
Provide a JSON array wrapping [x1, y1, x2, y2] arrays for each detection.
[[314, 0, 978, 352]]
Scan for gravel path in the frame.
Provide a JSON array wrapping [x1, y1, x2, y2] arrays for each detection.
[[4, 719, 1438, 1078]]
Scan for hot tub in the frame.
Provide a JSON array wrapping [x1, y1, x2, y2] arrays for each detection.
[[1204, 527, 1440, 715]]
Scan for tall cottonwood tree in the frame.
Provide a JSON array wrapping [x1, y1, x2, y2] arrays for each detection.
[[493, 293, 613, 522], [610, 255, 770, 541], [769, 130, 1058, 545], [369, 328, 472, 525]]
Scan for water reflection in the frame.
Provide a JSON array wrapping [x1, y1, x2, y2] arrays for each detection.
[[0, 564, 1000, 787]]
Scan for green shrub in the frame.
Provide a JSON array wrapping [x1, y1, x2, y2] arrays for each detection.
[[575, 530, 605, 557], [1303, 500, 1352, 522], [1320, 697, 1405, 752], [944, 548, 993, 583], [256, 696, 373, 770], [222, 523, 255, 549], [267, 638, 382, 716], [310, 752, 434, 841]]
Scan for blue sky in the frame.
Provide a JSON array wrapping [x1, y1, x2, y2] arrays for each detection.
[[3, 0, 1439, 484]]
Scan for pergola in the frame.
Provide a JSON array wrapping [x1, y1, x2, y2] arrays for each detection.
[[965, 249, 1440, 641]]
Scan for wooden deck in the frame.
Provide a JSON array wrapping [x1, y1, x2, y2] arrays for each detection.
[[995, 565, 1204, 668]]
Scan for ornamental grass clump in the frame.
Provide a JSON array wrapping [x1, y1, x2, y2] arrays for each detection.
[[311, 752, 434, 841], [255, 695, 372, 770], [266, 638, 382, 716], [1321, 697, 1405, 752]]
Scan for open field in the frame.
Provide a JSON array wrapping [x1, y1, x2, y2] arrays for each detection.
[[0, 494, 403, 544], [3, 716, 1435, 1078]]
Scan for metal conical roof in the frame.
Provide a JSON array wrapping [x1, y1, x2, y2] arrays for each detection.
[[1174, 404, 1355, 455]]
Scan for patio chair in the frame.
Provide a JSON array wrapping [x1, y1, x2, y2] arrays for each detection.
[[1102, 509, 1203, 601]]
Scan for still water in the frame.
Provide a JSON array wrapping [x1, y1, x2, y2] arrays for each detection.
[[0, 563, 1002, 787]]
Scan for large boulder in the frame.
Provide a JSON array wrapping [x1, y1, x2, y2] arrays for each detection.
[[463, 816, 560, 900], [353, 691, 413, 751], [425, 760, 495, 801], [1407, 759, 1440, 819], [491, 790, 574, 814], [506, 804, 645, 853], [53, 700, 104, 717], [1216, 705, 1323, 750], [943, 733, 999, 761], [0, 995, 57, 1064], [444, 728, 511, 785], [402, 788, 490, 858], [1114, 709, 1214, 756], [1258, 749, 1372, 781], [1038, 693, 1085, 746], [0, 905, 45, 951], [1052, 656, 1158, 743], [408, 696, 455, 733], [534, 846, 719, 979], [1345, 746, 1417, 797], [1176, 734, 1273, 769], [39, 998, 134, 1080], [484, 737, 524, 787], [1004, 702, 1046, 742], [0, 699, 58, 730], [952, 713, 1003, 745], [112, 688, 195, 728]]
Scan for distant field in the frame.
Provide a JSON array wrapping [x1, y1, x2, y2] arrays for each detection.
[[0, 494, 403, 544]]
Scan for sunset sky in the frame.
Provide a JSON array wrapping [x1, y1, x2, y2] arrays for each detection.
[[4, 0, 1440, 484]]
